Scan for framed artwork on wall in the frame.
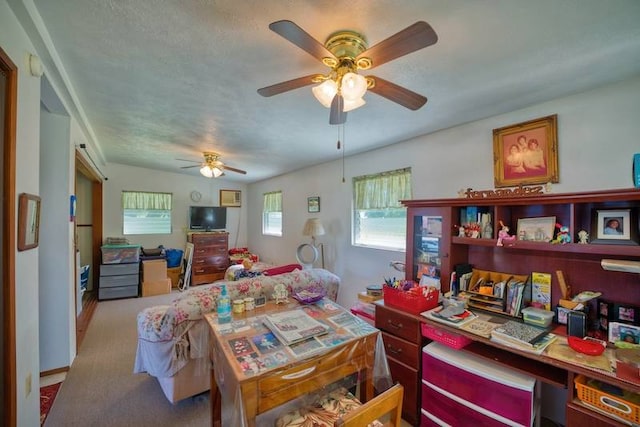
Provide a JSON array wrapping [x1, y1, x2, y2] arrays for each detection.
[[308, 196, 320, 213], [220, 189, 241, 207], [492, 114, 559, 188], [18, 193, 41, 251]]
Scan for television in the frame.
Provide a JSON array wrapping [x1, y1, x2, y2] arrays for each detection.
[[189, 206, 227, 231]]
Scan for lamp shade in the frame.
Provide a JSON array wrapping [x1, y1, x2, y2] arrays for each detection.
[[312, 80, 338, 108], [343, 97, 366, 112], [200, 165, 213, 178], [303, 218, 325, 238], [341, 72, 367, 101]]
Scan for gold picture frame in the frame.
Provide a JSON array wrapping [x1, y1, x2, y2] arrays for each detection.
[[18, 193, 41, 251], [493, 114, 558, 188], [220, 189, 241, 207]]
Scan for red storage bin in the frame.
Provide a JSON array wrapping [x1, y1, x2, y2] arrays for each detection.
[[383, 285, 438, 315], [421, 323, 472, 349]]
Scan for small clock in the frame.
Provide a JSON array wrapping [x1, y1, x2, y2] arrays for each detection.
[[190, 190, 202, 202]]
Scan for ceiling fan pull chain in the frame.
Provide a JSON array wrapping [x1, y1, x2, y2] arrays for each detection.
[[336, 125, 341, 150], [341, 124, 346, 183]]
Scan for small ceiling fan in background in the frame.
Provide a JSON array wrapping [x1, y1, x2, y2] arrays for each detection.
[[257, 20, 438, 125], [177, 152, 247, 178]]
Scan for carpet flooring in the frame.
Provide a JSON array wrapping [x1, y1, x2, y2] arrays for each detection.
[[43, 291, 210, 427], [40, 382, 61, 425]]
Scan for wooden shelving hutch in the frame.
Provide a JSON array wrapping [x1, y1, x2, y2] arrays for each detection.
[[402, 187, 640, 426]]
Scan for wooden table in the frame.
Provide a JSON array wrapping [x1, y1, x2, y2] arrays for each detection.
[[205, 299, 389, 427]]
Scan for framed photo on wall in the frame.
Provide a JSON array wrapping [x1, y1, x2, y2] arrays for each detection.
[[220, 189, 241, 207], [308, 196, 320, 213], [18, 193, 41, 251], [591, 208, 638, 245], [493, 114, 559, 188]]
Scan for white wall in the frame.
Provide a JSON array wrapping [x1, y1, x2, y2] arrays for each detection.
[[103, 163, 248, 251], [247, 76, 640, 311], [0, 1, 42, 424], [39, 106, 74, 373]]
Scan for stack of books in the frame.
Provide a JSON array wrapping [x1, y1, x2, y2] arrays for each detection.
[[490, 320, 557, 354]]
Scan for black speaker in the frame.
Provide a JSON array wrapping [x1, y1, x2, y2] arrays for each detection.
[[567, 311, 587, 338]]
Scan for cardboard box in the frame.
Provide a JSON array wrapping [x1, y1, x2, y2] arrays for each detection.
[[142, 259, 167, 282], [142, 278, 171, 297], [167, 266, 182, 288]]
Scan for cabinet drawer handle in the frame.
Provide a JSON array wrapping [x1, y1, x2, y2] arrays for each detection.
[[194, 259, 205, 264], [194, 268, 205, 273], [386, 346, 402, 356], [387, 320, 403, 329], [282, 366, 316, 380], [196, 249, 206, 254]]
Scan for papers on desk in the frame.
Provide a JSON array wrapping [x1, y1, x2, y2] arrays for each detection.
[[421, 306, 478, 327], [263, 309, 330, 345]]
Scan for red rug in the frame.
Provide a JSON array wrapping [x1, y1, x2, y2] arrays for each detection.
[[40, 382, 62, 426]]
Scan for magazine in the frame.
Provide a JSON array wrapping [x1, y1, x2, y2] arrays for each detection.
[[421, 306, 478, 328], [491, 332, 558, 355], [263, 309, 330, 345]]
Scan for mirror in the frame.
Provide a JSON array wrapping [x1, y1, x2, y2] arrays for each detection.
[[18, 193, 41, 251]]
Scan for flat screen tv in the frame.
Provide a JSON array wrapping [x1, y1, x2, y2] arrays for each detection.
[[189, 206, 227, 231]]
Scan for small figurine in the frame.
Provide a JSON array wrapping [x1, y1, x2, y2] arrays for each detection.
[[496, 220, 516, 246], [551, 223, 571, 244], [273, 283, 289, 304], [457, 225, 466, 238], [578, 230, 589, 244]]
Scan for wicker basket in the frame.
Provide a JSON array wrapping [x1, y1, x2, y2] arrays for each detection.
[[574, 375, 640, 424], [383, 286, 439, 315]]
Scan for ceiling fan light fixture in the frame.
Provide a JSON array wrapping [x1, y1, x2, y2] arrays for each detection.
[[340, 72, 367, 101], [312, 80, 338, 108], [212, 167, 223, 178], [200, 165, 214, 178], [343, 97, 366, 112]]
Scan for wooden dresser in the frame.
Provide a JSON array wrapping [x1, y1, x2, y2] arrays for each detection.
[[187, 232, 229, 285], [375, 301, 424, 426]]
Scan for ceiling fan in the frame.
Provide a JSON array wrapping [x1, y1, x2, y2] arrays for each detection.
[[257, 20, 438, 125], [177, 152, 247, 178]]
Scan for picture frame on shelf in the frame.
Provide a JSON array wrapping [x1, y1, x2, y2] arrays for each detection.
[[516, 216, 556, 242], [591, 208, 638, 245], [492, 114, 559, 188], [18, 193, 41, 251], [220, 189, 241, 207], [307, 196, 320, 213]]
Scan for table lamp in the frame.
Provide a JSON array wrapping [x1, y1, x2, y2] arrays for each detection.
[[297, 218, 325, 268]]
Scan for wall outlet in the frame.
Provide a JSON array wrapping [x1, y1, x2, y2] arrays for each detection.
[[25, 372, 32, 397]]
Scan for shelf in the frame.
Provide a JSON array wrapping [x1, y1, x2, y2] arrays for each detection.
[[452, 236, 640, 257]]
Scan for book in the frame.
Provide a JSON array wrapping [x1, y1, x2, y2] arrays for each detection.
[[490, 320, 549, 347], [491, 331, 558, 355], [263, 309, 330, 345], [531, 272, 552, 310]]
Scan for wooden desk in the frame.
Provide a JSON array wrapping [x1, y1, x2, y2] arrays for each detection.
[[205, 299, 390, 427]]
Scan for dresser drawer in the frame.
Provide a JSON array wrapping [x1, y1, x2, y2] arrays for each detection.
[[99, 273, 139, 288], [190, 233, 228, 246], [191, 264, 227, 276], [191, 253, 229, 268], [376, 304, 421, 343], [381, 331, 419, 368], [100, 263, 139, 276], [388, 357, 419, 426]]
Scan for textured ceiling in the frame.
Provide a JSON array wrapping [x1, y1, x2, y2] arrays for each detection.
[[14, 0, 640, 182]]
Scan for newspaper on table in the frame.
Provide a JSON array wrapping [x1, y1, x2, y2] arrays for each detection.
[[263, 309, 330, 345]]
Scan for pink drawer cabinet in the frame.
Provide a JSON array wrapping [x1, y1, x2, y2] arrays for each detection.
[[421, 342, 537, 427]]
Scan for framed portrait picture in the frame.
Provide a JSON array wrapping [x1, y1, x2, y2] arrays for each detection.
[[220, 189, 241, 207], [307, 196, 320, 213], [492, 114, 559, 188], [516, 216, 556, 242], [591, 208, 638, 245]]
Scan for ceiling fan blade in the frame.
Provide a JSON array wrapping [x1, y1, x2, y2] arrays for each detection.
[[329, 95, 347, 125], [258, 74, 317, 97], [367, 76, 427, 110], [357, 21, 437, 69], [221, 165, 247, 175], [269, 20, 336, 63], [180, 165, 201, 169], [176, 158, 200, 163]]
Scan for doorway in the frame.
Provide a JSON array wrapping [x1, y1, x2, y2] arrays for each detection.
[[1, 45, 18, 427]]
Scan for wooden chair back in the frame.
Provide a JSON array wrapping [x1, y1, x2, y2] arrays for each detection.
[[334, 383, 404, 427]]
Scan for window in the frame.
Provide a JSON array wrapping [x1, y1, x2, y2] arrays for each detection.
[[122, 191, 172, 235], [263, 191, 283, 236], [353, 167, 411, 251]]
